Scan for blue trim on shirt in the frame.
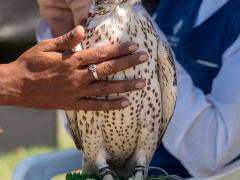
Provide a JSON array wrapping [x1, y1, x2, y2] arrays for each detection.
[[150, 0, 240, 177]]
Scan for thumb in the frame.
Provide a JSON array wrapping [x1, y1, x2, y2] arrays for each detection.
[[46, 26, 85, 52]]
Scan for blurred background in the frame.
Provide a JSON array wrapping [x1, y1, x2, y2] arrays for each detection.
[[0, 0, 160, 179], [0, 0, 76, 179]]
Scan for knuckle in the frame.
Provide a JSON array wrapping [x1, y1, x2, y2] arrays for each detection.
[[39, 39, 55, 50], [34, 53, 44, 62], [62, 61, 75, 71], [102, 62, 116, 75], [59, 35, 68, 44], [69, 74, 83, 88], [95, 47, 108, 59], [98, 82, 110, 93], [59, 31, 74, 45], [71, 54, 84, 66], [40, 39, 51, 46]]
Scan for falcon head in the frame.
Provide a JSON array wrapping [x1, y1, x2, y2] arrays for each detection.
[[89, 0, 141, 19]]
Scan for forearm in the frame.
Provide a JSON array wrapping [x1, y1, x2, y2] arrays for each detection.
[[0, 63, 20, 105]]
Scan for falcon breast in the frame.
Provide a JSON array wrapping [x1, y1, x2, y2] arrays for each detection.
[[66, 0, 177, 179]]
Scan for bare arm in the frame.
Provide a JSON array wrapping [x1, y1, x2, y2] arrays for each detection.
[[0, 26, 148, 110]]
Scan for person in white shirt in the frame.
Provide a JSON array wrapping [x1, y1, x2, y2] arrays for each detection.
[[37, 0, 240, 178], [153, 0, 240, 178]]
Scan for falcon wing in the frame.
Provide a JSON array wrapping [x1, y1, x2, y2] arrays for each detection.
[[66, 111, 83, 150], [156, 39, 177, 144]]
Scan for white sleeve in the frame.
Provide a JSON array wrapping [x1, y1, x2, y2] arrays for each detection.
[[162, 34, 240, 177], [36, 18, 53, 42]]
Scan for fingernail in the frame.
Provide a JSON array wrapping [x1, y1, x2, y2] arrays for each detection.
[[128, 43, 139, 52], [135, 81, 146, 89], [121, 100, 130, 107], [139, 53, 148, 62]]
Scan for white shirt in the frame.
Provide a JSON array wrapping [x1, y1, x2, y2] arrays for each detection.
[[162, 0, 240, 177], [37, 0, 240, 177]]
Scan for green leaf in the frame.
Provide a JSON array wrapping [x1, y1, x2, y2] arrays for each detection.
[[66, 173, 73, 180]]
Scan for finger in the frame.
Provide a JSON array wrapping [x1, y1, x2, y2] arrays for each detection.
[[85, 51, 148, 80], [85, 79, 146, 96], [40, 8, 73, 19], [72, 98, 130, 111], [65, 0, 91, 25], [37, 0, 70, 7], [17, 98, 129, 111], [40, 26, 84, 52], [70, 42, 139, 67]]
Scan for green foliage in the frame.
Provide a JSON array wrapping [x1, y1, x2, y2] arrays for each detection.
[[65, 173, 181, 180], [146, 176, 179, 180], [0, 116, 75, 180], [66, 172, 101, 180]]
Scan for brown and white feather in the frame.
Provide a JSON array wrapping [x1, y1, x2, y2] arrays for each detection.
[[66, 0, 177, 177]]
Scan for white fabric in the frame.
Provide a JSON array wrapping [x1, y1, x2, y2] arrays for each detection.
[[163, 34, 240, 177], [162, 0, 240, 177], [194, 0, 228, 27], [37, 0, 240, 178], [36, 19, 53, 42]]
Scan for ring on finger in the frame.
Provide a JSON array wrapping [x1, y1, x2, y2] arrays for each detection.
[[88, 64, 99, 80]]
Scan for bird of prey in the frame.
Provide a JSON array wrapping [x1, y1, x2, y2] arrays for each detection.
[[66, 0, 177, 179]]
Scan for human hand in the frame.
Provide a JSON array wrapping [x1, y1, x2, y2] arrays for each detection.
[[37, 0, 74, 37], [0, 26, 148, 110], [65, 0, 92, 26]]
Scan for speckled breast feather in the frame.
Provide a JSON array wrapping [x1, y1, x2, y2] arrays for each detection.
[[66, 1, 177, 179]]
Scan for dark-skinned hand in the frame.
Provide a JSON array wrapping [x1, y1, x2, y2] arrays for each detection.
[[0, 26, 148, 110]]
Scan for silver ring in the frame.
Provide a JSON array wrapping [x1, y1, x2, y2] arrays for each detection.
[[88, 64, 98, 80]]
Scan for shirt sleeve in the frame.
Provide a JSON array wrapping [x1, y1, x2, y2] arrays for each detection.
[[36, 18, 53, 42], [162, 34, 240, 177]]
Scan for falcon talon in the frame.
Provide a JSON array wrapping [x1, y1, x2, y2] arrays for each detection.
[[99, 166, 113, 177]]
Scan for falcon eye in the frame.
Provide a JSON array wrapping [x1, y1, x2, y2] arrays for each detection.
[[97, 6, 105, 11], [116, 0, 124, 3]]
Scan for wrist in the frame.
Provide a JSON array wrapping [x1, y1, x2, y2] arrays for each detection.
[[0, 63, 22, 106]]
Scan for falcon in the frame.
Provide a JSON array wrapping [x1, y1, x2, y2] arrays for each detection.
[[66, 0, 177, 179]]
